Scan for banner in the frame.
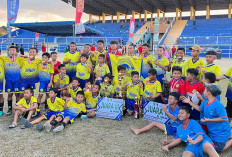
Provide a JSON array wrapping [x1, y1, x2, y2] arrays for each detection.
[[35, 32, 39, 41], [96, 97, 123, 120], [143, 100, 169, 123], [153, 17, 160, 45], [75, 0, 85, 34], [109, 54, 143, 77], [129, 17, 135, 43], [7, 0, 20, 24]]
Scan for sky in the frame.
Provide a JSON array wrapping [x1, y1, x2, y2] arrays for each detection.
[[0, 0, 229, 27]]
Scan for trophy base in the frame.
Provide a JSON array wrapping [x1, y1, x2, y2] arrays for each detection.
[[122, 109, 127, 116]]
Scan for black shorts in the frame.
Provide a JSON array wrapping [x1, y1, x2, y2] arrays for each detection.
[[226, 98, 232, 118]]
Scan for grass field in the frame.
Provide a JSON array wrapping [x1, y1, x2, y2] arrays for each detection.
[[0, 52, 231, 157]]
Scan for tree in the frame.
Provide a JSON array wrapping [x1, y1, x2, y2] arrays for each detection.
[[1, 26, 7, 31]]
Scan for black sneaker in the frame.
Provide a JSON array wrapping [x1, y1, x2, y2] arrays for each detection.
[[6, 109, 12, 115], [36, 123, 43, 130]]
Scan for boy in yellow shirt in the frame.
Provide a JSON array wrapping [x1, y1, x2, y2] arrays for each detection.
[[0, 51, 4, 116], [185, 45, 205, 81], [154, 46, 169, 85], [76, 53, 93, 89], [94, 54, 110, 84], [9, 87, 39, 129], [91, 40, 107, 65], [48, 91, 86, 132], [100, 74, 114, 98], [21, 88, 65, 130], [63, 42, 80, 80], [125, 71, 143, 117], [63, 77, 82, 100]]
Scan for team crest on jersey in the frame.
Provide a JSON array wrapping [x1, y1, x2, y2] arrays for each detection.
[[117, 58, 135, 77], [176, 84, 179, 88], [7, 89, 11, 92], [193, 89, 196, 93]]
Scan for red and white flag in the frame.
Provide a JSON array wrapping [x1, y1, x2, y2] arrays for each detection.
[[75, 0, 85, 34], [129, 17, 135, 43]]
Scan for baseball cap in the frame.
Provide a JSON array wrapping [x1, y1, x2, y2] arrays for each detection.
[[204, 83, 221, 97], [189, 45, 201, 52]]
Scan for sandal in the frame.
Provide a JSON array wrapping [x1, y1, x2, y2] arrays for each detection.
[[9, 123, 17, 128]]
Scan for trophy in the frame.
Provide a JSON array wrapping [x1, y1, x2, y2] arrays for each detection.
[[104, 80, 108, 97], [134, 97, 139, 119], [118, 73, 123, 98]]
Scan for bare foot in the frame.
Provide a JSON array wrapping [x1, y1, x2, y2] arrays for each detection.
[[130, 126, 140, 135], [162, 139, 169, 146], [162, 145, 169, 153]]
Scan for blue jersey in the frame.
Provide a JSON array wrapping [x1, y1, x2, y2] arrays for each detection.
[[177, 120, 209, 145], [166, 105, 181, 128], [199, 99, 231, 142]]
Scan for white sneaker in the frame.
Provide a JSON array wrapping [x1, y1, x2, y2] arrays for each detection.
[[44, 121, 52, 132], [53, 125, 64, 133]]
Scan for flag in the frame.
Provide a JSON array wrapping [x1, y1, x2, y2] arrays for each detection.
[[129, 17, 135, 43], [35, 32, 39, 41], [109, 54, 143, 77], [7, 0, 20, 24], [75, 0, 85, 34]]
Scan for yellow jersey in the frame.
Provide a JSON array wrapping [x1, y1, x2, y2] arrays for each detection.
[[53, 74, 70, 88], [185, 58, 205, 81], [84, 91, 100, 109], [224, 67, 232, 101], [20, 58, 41, 84], [16, 96, 38, 109], [94, 63, 110, 78], [63, 51, 80, 78], [203, 64, 221, 76], [68, 86, 82, 99], [47, 97, 65, 111], [67, 100, 86, 113], [154, 56, 169, 75], [143, 78, 162, 101], [171, 59, 187, 77], [93, 49, 107, 62], [76, 63, 92, 80], [126, 80, 143, 100], [0, 58, 4, 83], [38, 63, 54, 81], [100, 83, 114, 97], [139, 54, 155, 79], [112, 75, 130, 95]]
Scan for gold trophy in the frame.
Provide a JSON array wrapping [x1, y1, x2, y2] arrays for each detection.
[[118, 73, 123, 98], [134, 97, 139, 119], [104, 80, 109, 97]]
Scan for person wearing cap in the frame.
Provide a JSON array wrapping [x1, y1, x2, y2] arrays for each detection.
[[185, 45, 205, 81], [183, 84, 232, 153], [217, 66, 232, 123], [197, 50, 221, 82]]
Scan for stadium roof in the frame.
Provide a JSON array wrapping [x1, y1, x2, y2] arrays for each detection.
[[10, 21, 105, 36], [62, 0, 231, 16]]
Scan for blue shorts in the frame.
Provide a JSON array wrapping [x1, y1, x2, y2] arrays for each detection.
[[5, 80, 20, 93], [20, 81, 36, 92], [39, 81, 50, 94], [0, 80, 3, 94], [126, 99, 137, 113], [67, 72, 76, 81], [96, 77, 104, 84], [164, 124, 178, 138], [23, 109, 40, 118], [184, 137, 213, 157], [78, 79, 87, 89], [43, 111, 60, 119], [213, 141, 226, 153], [58, 110, 79, 123], [156, 74, 164, 86]]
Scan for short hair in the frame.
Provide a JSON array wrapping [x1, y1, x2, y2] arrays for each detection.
[[72, 77, 80, 83], [117, 65, 126, 71], [110, 40, 118, 45], [24, 87, 33, 94], [70, 42, 76, 46], [29, 47, 38, 53], [142, 43, 150, 48], [76, 91, 84, 97], [129, 44, 135, 48], [42, 52, 51, 58], [81, 53, 89, 59], [148, 68, 157, 75], [49, 88, 58, 94], [131, 71, 139, 77], [85, 44, 91, 47], [85, 79, 91, 84], [187, 68, 198, 77], [179, 106, 191, 114], [51, 51, 57, 55], [172, 66, 182, 73], [158, 46, 165, 51], [177, 48, 185, 53], [98, 54, 105, 59], [205, 85, 221, 97], [206, 50, 217, 56], [9, 46, 17, 50], [204, 72, 216, 83], [97, 40, 104, 44], [58, 64, 65, 70], [169, 92, 180, 101], [94, 83, 101, 90], [104, 73, 112, 79]]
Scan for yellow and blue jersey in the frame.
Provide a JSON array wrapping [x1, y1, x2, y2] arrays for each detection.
[[47, 97, 65, 111], [38, 63, 54, 82], [143, 78, 162, 100], [53, 74, 70, 88], [84, 91, 99, 109], [224, 67, 232, 101], [100, 83, 114, 97], [154, 56, 169, 75], [185, 58, 205, 81], [203, 64, 221, 76], [126, 80, 143, 100], [20, 58, 41, 84], [1, 56, 21, 81], [93, 50, 107, 62], [67, 100, 86, 113], [16, 96, 37, 109], [171, 59, 187, 77], [94, 63, 110, 78], [68, 86, 82, 99], [76, 63, 91, 80], [63, 51, 80, 78], [112, 75, 130, 95], [139, 54, 155, 79], [0, 58, 4, 83]]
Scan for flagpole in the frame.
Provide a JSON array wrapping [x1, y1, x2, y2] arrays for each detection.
[[7, 22, 11, 56]]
